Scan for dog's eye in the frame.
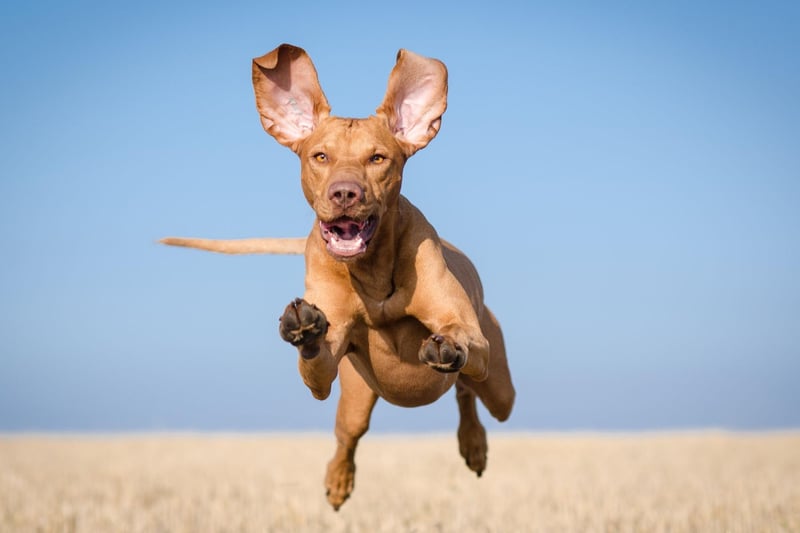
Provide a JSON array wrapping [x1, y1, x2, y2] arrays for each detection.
[[314, 153, 328, 163], [370, 154, 386, 164]]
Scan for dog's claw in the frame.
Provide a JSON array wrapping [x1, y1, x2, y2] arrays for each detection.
[[419, 333, 465, 373], [279, 298, 328, 355]]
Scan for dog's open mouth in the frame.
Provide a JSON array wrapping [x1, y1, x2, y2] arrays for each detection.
[[319, 216, 377, 258]]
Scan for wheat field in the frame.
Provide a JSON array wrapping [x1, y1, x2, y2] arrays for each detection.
[[1, 432, 798, 532]]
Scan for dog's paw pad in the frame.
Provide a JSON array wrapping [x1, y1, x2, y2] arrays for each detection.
[[279, 298, 328, 352], [419, 334, 465, 373]]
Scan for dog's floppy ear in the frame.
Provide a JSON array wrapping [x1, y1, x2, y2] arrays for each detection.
[[252, 44, 331, 152], [376, 49, 448, 156]]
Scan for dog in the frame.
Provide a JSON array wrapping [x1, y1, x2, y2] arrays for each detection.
[[162, 44, 515, 510]]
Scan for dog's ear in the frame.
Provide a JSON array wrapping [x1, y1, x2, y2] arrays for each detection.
[[376, 49, 448, 156], [252, 44, 331, 152]]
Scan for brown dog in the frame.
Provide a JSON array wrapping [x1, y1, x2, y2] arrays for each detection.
[[162, 44, 515, 510]]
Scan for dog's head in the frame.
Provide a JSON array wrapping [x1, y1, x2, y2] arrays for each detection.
[[252, 44, 447, 261]]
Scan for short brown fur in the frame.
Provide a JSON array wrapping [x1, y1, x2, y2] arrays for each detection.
[[162, 44, 515, 510]]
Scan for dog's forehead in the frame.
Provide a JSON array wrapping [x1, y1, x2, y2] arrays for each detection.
[[304, 116, 399, 154]]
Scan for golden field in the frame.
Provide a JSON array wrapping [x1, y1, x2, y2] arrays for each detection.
[[1, 432, 798, 532]]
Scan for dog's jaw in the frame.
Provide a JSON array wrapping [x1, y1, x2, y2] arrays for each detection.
[[319, 215, 378, 260]]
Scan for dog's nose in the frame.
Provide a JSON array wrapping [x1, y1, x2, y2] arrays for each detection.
[[328, 181, 364, 209]]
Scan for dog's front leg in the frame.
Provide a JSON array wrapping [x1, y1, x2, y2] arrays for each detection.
[[392, 284, 490, 381], [279, 297, 352, 400], [396, 242, 491, 381]]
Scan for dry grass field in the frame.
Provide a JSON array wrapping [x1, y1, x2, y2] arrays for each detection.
[[1, 432, 798, 532]]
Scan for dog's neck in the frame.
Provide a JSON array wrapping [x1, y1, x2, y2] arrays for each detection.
[[342, 200, 405, 302]]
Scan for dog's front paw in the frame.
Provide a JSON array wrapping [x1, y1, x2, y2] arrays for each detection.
[[419, 334, 465, 373], [279, 298, 328, 357]]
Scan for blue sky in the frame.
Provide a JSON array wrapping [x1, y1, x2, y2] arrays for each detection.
[[1, 1, 798, 432]]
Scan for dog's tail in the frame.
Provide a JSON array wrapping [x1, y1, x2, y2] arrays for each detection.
[[159, 237, 307, 255]]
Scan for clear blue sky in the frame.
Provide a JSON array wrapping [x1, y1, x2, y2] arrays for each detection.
[[1, 1, 798, 432]]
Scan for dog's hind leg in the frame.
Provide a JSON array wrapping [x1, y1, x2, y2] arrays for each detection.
[[461, 306, 515, 422], [325, 356, 378, 510], [455, 378, 488, 476], [455, 305, 515, 476]]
